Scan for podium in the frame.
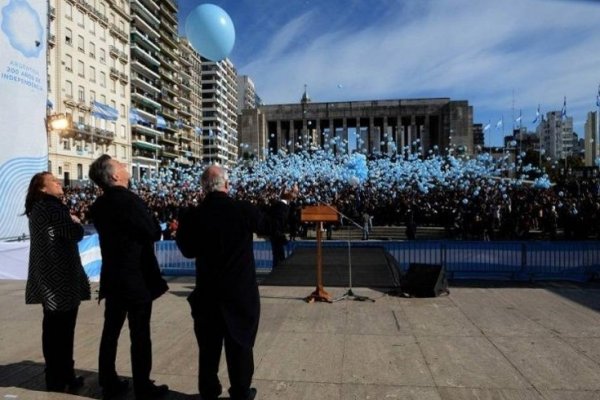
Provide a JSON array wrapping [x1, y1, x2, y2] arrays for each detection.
[[300, 205, 339, 303]]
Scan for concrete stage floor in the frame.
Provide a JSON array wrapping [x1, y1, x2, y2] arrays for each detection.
[[2, 278, 600, 399]]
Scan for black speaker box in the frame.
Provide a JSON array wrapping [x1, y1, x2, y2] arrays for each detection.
[[401, 263, 448, 297]]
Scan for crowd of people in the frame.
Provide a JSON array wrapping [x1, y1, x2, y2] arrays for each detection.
[[62, 149, 600, 241]]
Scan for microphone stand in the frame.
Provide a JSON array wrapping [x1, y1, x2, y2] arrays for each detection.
[[322, 204, 375, 302]]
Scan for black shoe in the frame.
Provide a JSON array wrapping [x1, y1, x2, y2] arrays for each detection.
[[66, 375, 85, 392], [135, 382, 169, 399], [102, 378, 129, 399], [231, 387, 257, 400]]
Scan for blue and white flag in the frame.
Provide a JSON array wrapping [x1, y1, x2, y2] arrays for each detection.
[[596, 84, 600, 107], [91, 101, 119, 121], [561, 96, 567, 120], [194, 126, 202, 135], [532, 105, 541, 124], [156, 114, 167, 129], [496, 118, 503, 129], [129, 107, 148, 124], [483, 122, 491, 131], [515, 110, 522, 125]]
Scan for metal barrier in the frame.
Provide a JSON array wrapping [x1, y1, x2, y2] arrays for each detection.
[[154, 239, 600, 282]]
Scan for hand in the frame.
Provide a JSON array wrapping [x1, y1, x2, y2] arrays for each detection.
[[70, 214, 81, 224]]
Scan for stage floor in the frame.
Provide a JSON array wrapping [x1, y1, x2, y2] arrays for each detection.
[[260, 246, 402, 288], [2, 278, 600, 399]]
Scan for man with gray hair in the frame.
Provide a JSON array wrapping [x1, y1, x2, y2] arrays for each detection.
[[89, 154, 169, 400], [176, 164, 296, 400]]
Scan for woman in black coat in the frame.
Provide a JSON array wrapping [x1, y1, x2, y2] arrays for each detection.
[[24, 172, 91, 392]]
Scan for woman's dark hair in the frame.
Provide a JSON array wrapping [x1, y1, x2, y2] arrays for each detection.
[[24, 171, 52, 217]]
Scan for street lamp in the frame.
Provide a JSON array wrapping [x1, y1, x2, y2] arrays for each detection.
[[46, 113, 69, 131]]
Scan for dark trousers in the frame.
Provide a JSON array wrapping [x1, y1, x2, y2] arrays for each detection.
[[42, 306, 79, 390], [270, 235, 286, 268], [98, 298, 153, 394], [193, 309, 254, 400]]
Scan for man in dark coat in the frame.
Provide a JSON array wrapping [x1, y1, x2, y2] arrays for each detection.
[[176, 165, 293, 400], [89, 155, 169, 400]]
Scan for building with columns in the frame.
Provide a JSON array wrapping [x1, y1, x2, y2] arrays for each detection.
[[238, 90, 473, 159]]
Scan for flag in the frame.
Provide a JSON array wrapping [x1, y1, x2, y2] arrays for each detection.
[[561, 96, 567, 120], [515, 110, 522, 125], [596, 84, 600, 107], [496, 118, 503, 129], [91, 101, 119, 121], [194, 126, 202, 135], [483, 122, 491, 131], [129, 108, 148, 124], [156, 114, 167, 128], [532, 104, 540, 124]]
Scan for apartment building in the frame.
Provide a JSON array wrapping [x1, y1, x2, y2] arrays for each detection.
[[47, 0, 131, 186], [200, 58, 239, 167]]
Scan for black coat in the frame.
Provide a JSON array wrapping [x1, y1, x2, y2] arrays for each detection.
[[176, 191, 288, 348], [26, 194, 90, 311], [90, 186, 168, 304]]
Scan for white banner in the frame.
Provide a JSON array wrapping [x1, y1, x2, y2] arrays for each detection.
[[0, 0, 48, 239]]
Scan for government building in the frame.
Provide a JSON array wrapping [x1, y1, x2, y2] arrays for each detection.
[[238, 88, 473, 159]]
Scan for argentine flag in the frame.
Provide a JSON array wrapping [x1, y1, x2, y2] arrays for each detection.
[[561, 97, 567, 120], [532, 105, 541, 124]]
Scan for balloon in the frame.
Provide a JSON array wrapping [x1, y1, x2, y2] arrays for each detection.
[[185, 4, 235, 61]]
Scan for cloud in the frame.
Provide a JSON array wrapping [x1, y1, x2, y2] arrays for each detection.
[[238, 0, 600, 141]]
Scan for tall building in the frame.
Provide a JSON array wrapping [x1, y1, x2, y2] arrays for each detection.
[[239, 95, 473, 158], [584, 111, 598, 166], [537, 111, 574, 160], [179, 39, 203, 164], [472, 123, 484, 149], [200, 58, 239, 167], [236, 75, 257, 113], [47, 0, 131, 186]]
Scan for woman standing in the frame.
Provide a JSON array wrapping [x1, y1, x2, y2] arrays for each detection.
[[24, 172, 91, 392]]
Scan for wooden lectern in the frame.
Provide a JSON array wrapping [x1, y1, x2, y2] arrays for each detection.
[[301, 205, 339, 303]]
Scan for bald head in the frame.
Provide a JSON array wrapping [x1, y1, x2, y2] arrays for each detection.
[[201, 165, 229, 193]]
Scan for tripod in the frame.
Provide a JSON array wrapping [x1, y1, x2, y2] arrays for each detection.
[[324, 206, 375, 303]]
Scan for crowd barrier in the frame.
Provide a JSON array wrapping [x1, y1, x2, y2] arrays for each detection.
[[2, 235, 598, 282]]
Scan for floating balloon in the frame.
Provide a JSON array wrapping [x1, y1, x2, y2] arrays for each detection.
[[185, 4, 235, 61]]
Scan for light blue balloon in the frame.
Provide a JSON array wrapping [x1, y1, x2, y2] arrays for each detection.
[[185, 4, 235, 61]]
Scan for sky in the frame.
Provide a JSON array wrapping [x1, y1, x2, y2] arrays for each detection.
[[178, 0, 600, 147]]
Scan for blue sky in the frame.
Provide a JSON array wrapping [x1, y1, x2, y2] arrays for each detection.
[[179, 0, 600, 147]]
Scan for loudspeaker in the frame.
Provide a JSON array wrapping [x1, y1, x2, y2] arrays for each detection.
[[401, 263, 448, 297]]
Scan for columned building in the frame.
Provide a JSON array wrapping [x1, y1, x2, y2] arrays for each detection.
[[200, 58, 239, 167], [239, 94, 473, 159], [47, 0, 131, 186]]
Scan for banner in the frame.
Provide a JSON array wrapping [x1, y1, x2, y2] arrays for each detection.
[[0, 0, 48, 239]]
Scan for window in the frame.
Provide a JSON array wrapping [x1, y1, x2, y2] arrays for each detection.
[[110, 13, 115, 24], [120, 105, 125, 118], [100, 95, 106, 103], [63, 139, 70, 150], [78, 86, 85, 102], [76, 9, 84, 27], [65, 54, 72, 71], [58, 166, 63, 175], [110, 79, 116, 93], [121, 145, 127, 158], [89, 20, 95, 35], [99, 26, 106, 41], [120, 83, 126, 98], [65, 80, 72, 97], [77, 60, 84, 77], [48, 160, 52, 173], [90, 90, 96, 102], [77, 164, 83, 180], [65, 28, 72, 45], [77, 35, 84, 52], [89, 42, 95, 58], [65, 3, 72, 19], [99, 48, 106, 63], [89, 66, 96, 82], [100, 72, 106, 87], [120, 125, 126, 139]]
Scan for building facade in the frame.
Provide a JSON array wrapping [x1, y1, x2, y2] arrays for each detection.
[[236, 75, 257, 113], [200, 58, 239, 167], [238, 95, 473, 159], [47, 0, 131, 186], [584, 111, 598, 167], [537, 111, 574, 160]]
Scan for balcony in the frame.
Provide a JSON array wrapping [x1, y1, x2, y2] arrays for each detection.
[[49, 6, 56, 19], [160, 95, 178, 110], [119, 72, 128, 83], [132, 91, 161, 109], [161, 148, 178, 158], [131, 44, 160, 66], [61, 123, 115, 144], [109, 24, 128, 43], [132, 122, 162, 137], [109, 67, 119, 80], [160, 134, 177, 145], [132, 136, 162, 151], [109, 45, 119, 58], [131, 73, 160, 94], [48, 34, 56, 47], [162, 0, 177, 13], [131, 58, 160, 80]]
